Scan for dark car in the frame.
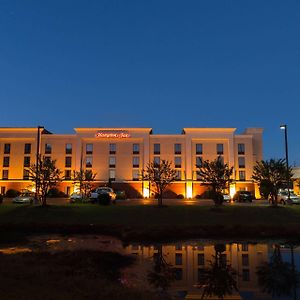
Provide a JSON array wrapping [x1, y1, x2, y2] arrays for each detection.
[[233, 191, 253, 202]]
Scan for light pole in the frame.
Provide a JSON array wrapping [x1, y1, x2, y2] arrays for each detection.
[[35, 126, 44, 203], [280, 124, 291, 201]]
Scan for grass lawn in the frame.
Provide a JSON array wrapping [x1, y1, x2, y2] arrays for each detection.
[[1, 204, 300, 240]]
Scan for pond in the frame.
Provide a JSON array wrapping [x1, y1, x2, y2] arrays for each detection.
[[0, 236, 299, 300]]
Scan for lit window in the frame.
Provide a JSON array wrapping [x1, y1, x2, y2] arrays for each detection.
[[3, 157, 9, 167], [196, 144, 202, 155], [154, 157, 160, 165], [174, 144, 181, 155], [217, 144, 223, 155], [154, 144, 160, 155], [133, 144, 139, 154], [24, 157, 30, 167], [24, 143, 31, 154], [132, 170, 139, 181], [109, 143, 116, 154], [238, 143, 245, 155], [109, 170, 115, 181], [65, 143, 72, 154], [238, 157, 245, 168], [65, 157, 72, 168], [86, 144, 93, 155], [4, 144, 10, 154], [64, 170, 71, 180], [23, 169, 30, 180], [45, 143, 52, 154], [109, 156, 116, 168], [2, 170, 8, 180], [174, 157, 181, 168], [132, 156, 139, 168], [239, 171, 246, 181], [86, 157, 92, 168]]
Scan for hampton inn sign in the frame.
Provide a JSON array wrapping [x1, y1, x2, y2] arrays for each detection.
[[95, 130, 131, 138]]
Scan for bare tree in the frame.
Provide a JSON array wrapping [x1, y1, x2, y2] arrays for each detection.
[[142, 160, 177, 207], [29, 155, 62, 206], [72, 169, 96, 199]]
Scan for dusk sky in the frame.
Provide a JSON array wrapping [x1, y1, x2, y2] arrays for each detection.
[[0, 1, 299, 164]]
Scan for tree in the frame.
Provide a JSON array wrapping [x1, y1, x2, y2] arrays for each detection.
[[196, 157, 233, 206], [29, 155, 62, 206], [142, 160, 177, 207], [72, 169, 96, 199], [252, 159, 293, 206]]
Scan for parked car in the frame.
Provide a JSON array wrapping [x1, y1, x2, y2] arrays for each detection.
[[222, 194, 231, 202], [90, 187, 117, 203], [277, 191, 300, 205], [69, 193, 84, 203], [232, 191, 253, 202], [115, 190, 127, 200], [12, 192, 34, 204]]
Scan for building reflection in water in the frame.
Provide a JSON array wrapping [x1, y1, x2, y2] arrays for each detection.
[[124, 242, 299, 300]]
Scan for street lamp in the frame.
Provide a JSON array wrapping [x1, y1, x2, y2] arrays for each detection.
[[35, 126, 44, 203], [280, 124, 291, 201]]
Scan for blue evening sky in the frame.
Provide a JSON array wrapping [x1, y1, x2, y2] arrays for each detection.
[[0, 1, 299, 164]]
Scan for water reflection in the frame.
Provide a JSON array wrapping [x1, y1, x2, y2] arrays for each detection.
[[125, 242, 300, 300]]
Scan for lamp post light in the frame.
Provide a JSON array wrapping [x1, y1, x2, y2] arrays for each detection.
[[280, 124, 291, 201], [35, 126, 44, 203]]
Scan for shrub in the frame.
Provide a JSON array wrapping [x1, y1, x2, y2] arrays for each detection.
[[115, 190, 127, 200], [47, 188, 67, 198], [5, 189, 20, 198], [176, 194, 184, 199], [98, 193, 111, 205]]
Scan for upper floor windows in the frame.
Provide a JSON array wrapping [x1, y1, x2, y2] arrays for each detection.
[[24, 143, 31, 154], [2, 170, 8, 180], [174, 157, 181, 168], [3, 156, 9, 167], [65, 157, 72, 168], [238, 143, 245, 155], [174, 144, 181, 155], [133, 157, 139, 168], [66, 143, 72, 154], [109, 156, 116, 168], [196, 144, 202, 155], [24, 156, 30, 167], [133, 144, 140, 154], [86, 144, 93, 155], [45, 143, 52, 154], [154, 156, 160, 165], [238, 157, 245, 168], [154, 144, 160, 155], [109, 143, 116, 154], [4, 143, 10, 154], [217, 144, 224, 155], [86, 157, 92, 168]]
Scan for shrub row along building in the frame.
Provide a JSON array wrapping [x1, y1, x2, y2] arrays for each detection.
[[0, 127, 263, 198]]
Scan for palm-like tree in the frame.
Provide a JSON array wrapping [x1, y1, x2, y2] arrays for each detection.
[[252, 159, 293, 206]]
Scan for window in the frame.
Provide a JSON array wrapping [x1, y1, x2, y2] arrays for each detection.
[[4, 143, 10, 154], [24, 143, 31, 154], [198, 254, 205, 266], [109, 143, 116, 154], [65, 157, 72, 168], [86, 144, 93, 154], [154, 143, 160, 154], [64, 170, 71, 180], [238, 157, 245, 168], [174, 143, 181, 155], [174, 268, 183, 280], [242, 269, 250, 281], [175, 170, 181, 180], [2, 170, 8, 180], [1, 186, 6, 195], [196, 156, 202, 167], [218, 156, 224, 165], [241, 244, 248, 252], [132, 156, 139, 168], [217, 144, 224, 155], [242, 254, 249, 266], [65, 143, 72, 154], [196, 143, 202, 155], [175, 253, 182, 265], [132, 170, 139, 181], [23, 169, 30, 180], [44, 156, 51, 162], [109, 170, 115, 181], [154, 156, 160, 165], [198, 268, 205, 281], [3, 157, 9, 167], [45, 143, 52, 154], [24, 156, 30, 167], [133, 143, 140, 154], [109, 156, 116, 168], [174, 157, 181, 168], [86, 157, 92, 168], [175, 244, 182, 251], [238, 143, 245, 155], [239, 171, 246, 181]]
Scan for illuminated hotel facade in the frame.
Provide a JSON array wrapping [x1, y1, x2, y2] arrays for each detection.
[[0, 127, 263, 198]]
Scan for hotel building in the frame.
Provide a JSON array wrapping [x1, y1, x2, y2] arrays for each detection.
[[0, 127, 263, 198]]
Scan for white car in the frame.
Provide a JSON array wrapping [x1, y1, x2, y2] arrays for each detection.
[[90, 187, 116, 202], [69, 193, 84, 203], [277, 191, 300, 205], [12, 192, 34, 204], [222, 194, 231, 202]]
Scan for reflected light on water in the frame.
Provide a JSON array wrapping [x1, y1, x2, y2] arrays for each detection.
[[0, 247, 32, 254]]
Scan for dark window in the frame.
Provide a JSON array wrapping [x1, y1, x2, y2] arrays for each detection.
[[196, 156, 202, 167], [242, 254, 249, 266], [175, 253, 183, 265], [238, 143, 245, 155], [3, 157, 9, 167], [2, 170, 8, 180], [239, 171, 246, 181], [217, 144, 224, 155], [65, 157, 72, 168], [174, 268, 183, 280], [109, 143, 116, 154], [241, 244, 248, 252], [196, 144, 202, 155], [64, 170, 71, 180], [174, 143, 181, 155], [44, 156, 51, 162], [175, 244, 182, 251], [109, 170, 115, 181], [198, 254, 205, 266], [132, 170, 139, 181], [218, 156, 224, 165], [242, 269, 250, 281], [154, 157, 160, 165], [133, 143, 140, 154], [86, 157, 92, 168], [175, 157, 181, 168], [86, 144, 93, 154], [176, 170, 181, 180], [154, 144, 160, 155], [221, 254, 227, 264], [23, 169, 30, 180], [109, 156, 116, 168], [66, 143, 72, 154], [24, 143, 31, 154], [198, 268, 205, 281], [45, 143, 52, 154], [238, 157, 245, 168], [4, 143, 10, 154], [24, 156, 30, 167], [132, 156, 139, 168]]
